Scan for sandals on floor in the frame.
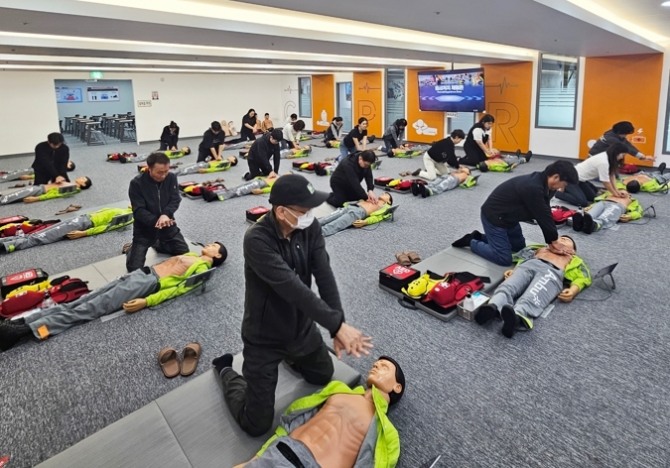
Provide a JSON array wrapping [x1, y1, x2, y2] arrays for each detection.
[[180, 342, 202, 377], [395, 251, 412, 267], [158, 347, 180, 378], [398, 171, 412, 177], [121, 242, 132, 254], [55, 204, 82, 215], [406, 251, 421, 264]]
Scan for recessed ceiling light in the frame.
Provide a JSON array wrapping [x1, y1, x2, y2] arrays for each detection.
[[662, 1, 670, 6]]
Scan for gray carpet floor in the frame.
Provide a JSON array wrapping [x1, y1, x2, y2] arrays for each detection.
[[0, 136, 669, 467]]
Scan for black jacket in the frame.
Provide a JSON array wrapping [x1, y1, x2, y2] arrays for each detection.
[[32, 142, 70, 185], [324, 123, 342, 142], [328, 153, 374, 207], [128, 171, 181, 238], [248, 133, 281, 174], [198, 129, 226, 156], [160, 126, 179, 148], [242, 211, 345, 349], [589, 130, 640, 156], [427, 137, 458, 166], [481, 171, 558, 244]]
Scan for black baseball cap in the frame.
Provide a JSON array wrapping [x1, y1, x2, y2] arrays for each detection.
[[269, 174, 329, 208]]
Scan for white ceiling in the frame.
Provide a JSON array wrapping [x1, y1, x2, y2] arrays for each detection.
[[0, 0, 668, 74]]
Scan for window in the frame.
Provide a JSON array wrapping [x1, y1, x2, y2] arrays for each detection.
[[298, 77, 312, 118], [535, 54, 578, 129], [385, 69, 405, 129]]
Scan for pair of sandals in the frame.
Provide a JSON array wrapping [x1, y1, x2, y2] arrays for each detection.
[[395, 251, 421, 267], [55, 204, 82, 215], [158, 342, 202, 378]]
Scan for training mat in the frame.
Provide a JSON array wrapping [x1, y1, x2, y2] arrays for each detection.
[[380, 246, 507, 322], [37, 353, 361, 468]]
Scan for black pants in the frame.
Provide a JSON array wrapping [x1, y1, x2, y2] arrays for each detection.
[[245, 158, 272, 181], [458, 148, 486, 166], [554, 181, 598, 207], [220, 335, 334, 437], [126, 225, 189, 272]]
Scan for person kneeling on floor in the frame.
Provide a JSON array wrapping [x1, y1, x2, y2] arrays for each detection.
[[319, 191, 394, 236], [475, 235, 591, 338], [0, 242, 227, 351], [225, 356, 405, 468]]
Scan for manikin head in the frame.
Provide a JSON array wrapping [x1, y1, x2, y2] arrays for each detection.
[[74, 176, 92, 189], [181, 146, 191, 155], [556, 235, 576, 253], [366, 356, 405, 406], [379, 191, 393, 205], [146, 152, 171, 183], [201, 242, 227, 267], [626, 180, 641, 193], [227, 156, 238, 166], [66, 160, 76, 171]]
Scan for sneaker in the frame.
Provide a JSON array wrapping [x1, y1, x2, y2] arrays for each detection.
[[421, 186, 430, 198], [411, 168, 421, 177], [572, 212, 584, 232], [475, 303, 499, 325], [500, 305, 518, 338], [659, 162, 666, 175], [410, 182, 421, 196], [582, 212, 595, 234], [525, 151, 533, 163], [0, 320, 32, 351], [202, 189, 219, 203]]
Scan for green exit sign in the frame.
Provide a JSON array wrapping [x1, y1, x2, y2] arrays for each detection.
[[89, 71, 104, 79]]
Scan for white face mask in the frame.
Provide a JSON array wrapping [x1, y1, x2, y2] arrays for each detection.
[[286, 207, 315, 230]]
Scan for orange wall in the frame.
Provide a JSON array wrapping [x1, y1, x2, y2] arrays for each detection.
[[406, 68, 444, 144], [311, 74, 335, 130], [580, 54, 663, 165], [353, 71, 383, 136], [482, 62, 532, 153]]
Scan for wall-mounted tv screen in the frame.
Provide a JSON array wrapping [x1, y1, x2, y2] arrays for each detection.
[[418, 68, 485, 112]]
